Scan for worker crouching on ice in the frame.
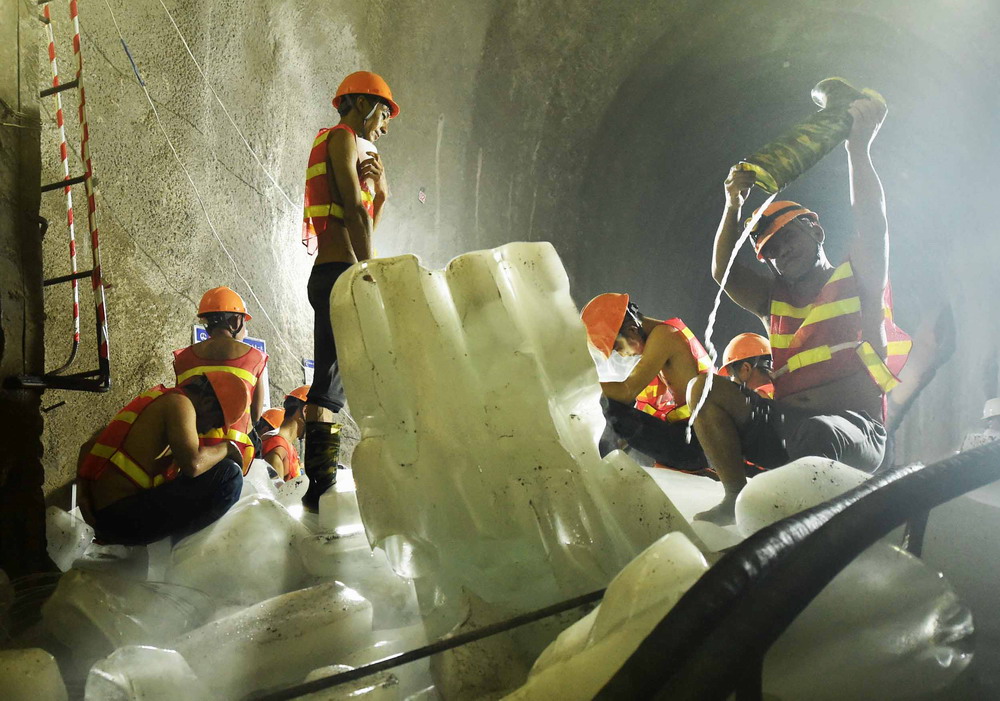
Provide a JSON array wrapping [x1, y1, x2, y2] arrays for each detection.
[[690, 97, 910, 524], [582, 293, 712, 474], [75, 373, 250, 545], [173, 287, 268, 472], [261, 386, 309, 482], [300, 70, 399, 512], [718, 332, 774, 398]]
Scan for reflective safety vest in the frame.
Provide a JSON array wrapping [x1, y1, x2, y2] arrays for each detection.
[[262, 434, 300, 481], [634, 318, 713, 423], [769, 261, 911, 400], [173, 345, 268, 473], [302, 124, 376, 251], [78, 385, 181, 489]]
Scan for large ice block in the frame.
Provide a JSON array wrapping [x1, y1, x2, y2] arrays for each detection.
[[504, 532, 709, 700], [41, 569, 214, 663], [330, 243, 698, 634], [85, 646, 211, 701], [241, 458, 279, 500], [46, 505, 95, 572], [172, 581, 373, 698], [735, 457, 869, 536], [0, 648, 69, 701], [167, 495, 309, 606]]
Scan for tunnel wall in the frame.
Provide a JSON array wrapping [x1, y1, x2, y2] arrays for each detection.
[[30, 0, 1000, 498]]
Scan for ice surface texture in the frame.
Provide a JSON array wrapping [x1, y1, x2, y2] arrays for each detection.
[[0, 648, 69, 701], [85, 646, 210, 701], [46, 506, 95, 572], [330, 243, 698, 626]]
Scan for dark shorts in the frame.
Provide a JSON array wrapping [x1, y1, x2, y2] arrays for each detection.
[[93, 458, 242, 545], [737, 386, 887, 473], [306, 262, 353, 413], [602, 398, 709, 472]]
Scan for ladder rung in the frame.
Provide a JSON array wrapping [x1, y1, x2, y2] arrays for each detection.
[[41, 174, 86, 193], [44, 270, 93, 287], [40, 79, 80, 98]]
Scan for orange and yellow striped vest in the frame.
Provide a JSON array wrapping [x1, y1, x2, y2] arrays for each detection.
[[78, 385, 182, 489], [302, 124, 376, 251], [262, 434, 300, 481], [173, 346, 268, 473], [634, 318, 713, 423], [769, 261, 911, 401]]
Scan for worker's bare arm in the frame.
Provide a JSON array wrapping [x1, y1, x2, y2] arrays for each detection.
[[163, 394, 229, 478], [360, 151, 388, 231], [327, 129, 374, 261], [250, 381, 264, 425], [264, 447, 288, 481], [713, 167, 771, 319], [600, 326, 684, 403], [845, 98, 889, 305]]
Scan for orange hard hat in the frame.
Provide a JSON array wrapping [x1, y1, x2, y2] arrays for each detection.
[[333, 71, 400, 118], [203, 371, 250, 430], [287, 385, 311, 403], [261, 408, 285, 431], [719, 333, 771, 376], [581, 293, 630, 358], [749, 201, 818, 260], [198, 286, 251, 321]]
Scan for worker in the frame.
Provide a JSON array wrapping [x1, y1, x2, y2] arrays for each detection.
[[960, 398, 1000, 452], [300, 71, 398, 511], [75, 373, 249, 545], [718, 332, 774, 397], [582, 293, 712, 472], [690, 97, 910, 524], [261, 386, 309, 481], [173, 287, 268, 473], [255, 408, 285, 437]]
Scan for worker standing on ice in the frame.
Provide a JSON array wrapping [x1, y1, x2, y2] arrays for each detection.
[[261, 386, 309, 482], [300, 71, 398, 511], [75, 373, 249, 545], [582, 293, 712, 472], [173, 287, 268, 472], [718, 332, 774, 397], [690, 97, 910, 524]]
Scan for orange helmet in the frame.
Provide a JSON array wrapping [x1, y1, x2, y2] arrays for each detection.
[[260, 408, 285, 431], [287, 385, 311, 403], [333, 71, 400, 118], [749, 201, 818, 260], [203, 371, 250, 429], [581, 293, 630, 358], [198, 286, 251, 321], [719, 333, 771, 376]]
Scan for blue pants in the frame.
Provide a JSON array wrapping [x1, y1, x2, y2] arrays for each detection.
[[93, 458, 243, 545]]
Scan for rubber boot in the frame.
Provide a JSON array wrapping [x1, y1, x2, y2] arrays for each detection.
[[302, 421, 341, 513]]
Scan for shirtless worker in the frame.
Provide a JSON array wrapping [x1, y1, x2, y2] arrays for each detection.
[[582, 293, 712, 472], [76, 373, 249, 545], [300, 71, 399, 511], [173, 287, 268, 472], [261, 386, 309, 482], [689, 97, 910, 524]]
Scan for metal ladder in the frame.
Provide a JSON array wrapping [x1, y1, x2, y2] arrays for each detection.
[[10, 0, 111, 392]]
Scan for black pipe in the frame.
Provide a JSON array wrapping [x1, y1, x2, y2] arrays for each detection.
[[597, 440, 1000, 700]]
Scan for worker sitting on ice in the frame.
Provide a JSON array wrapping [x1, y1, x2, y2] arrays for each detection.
[[582, 293, 712, 473], [300, 71, 398, 511], [261, 386, 309, 481], [173, 287, 268, 473], [719, 332, 774, 398], [960, 398, 1000, 451], [75, 373, 249, 545], [690, 97, 910, 524]]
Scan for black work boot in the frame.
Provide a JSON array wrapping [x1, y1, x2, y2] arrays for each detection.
[[302, 421, 341, 513]]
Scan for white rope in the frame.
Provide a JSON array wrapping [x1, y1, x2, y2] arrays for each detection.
[[155, 0, 298, 210], [686, 191, 778, 441], [101, 0, 298, 362]]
